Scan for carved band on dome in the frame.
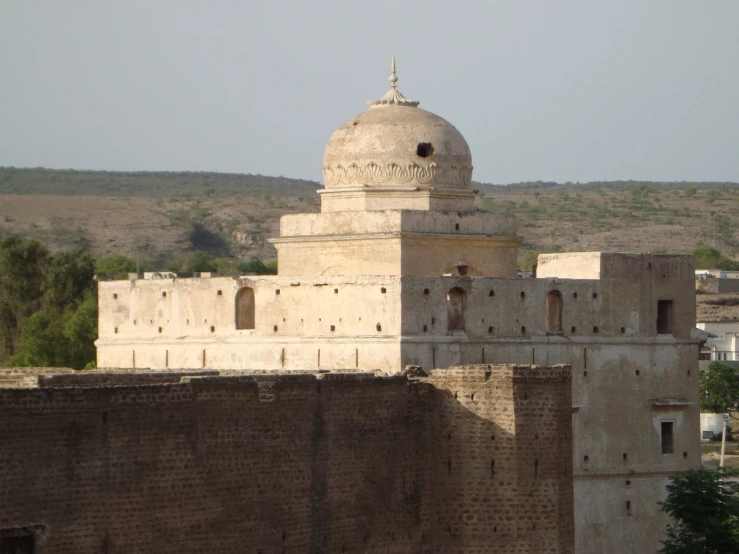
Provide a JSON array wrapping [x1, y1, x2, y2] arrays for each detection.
[[323, 162, 473, 188]]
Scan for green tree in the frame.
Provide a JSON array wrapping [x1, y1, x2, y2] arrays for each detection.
[[7, 311, 66, 368], [62, 292, 98, 369], [700, 363, 739, 413], [236, 257, 278, 275], [692, 245, 739, 271], [8, 291, 98, 370], [42, 249, 95, 313], [188, 222, 228, 253], [0, 238, 49, 361], [95, 254, 138, 279], [660, 468, 739, 554], [185, 252, 218, 272]]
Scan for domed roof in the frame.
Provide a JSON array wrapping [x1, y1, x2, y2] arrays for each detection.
[[322, 58, 473, 191]]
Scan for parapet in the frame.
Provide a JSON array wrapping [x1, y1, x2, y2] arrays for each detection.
[[427, 363, 572, 382], [537, 252, 695, 282]]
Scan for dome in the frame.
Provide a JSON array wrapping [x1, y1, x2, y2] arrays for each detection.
[[322, 59, 473, 191]]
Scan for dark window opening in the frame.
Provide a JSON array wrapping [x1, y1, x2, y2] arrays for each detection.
[[546, 290, 563, 334], [661, 421, 675, 454], [447, 287, 466, 331], [657, 300, 673, 334], [457, 265, 468, 276], [1, 535, 35, 554], [416, 142, 434, 158], [236, 287, 256, 330]]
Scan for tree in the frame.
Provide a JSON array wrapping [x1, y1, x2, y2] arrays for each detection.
[[8, 311, 66, 368], [660, 468, 739, 553], [692, 245, 739, 271], [95, 254, 138, 279], [188, 222, 228, 253], [8, 291, 98, 370], [185, 252, 218, 272], [0, 238, 49, 361], [700, 363, 739, 413], [42, 249, 95, 314], [62, 292, 98, 369], [0, 240, 97, 369], [236, 257, 278, 275]]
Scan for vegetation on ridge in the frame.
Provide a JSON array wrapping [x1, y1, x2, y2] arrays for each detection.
[[1, 166, 738, 274]]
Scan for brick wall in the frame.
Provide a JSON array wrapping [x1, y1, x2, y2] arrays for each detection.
[[0, 365, 572, 554]]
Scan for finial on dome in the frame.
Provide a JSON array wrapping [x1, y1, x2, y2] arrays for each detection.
[[368, 56, 420, 108]]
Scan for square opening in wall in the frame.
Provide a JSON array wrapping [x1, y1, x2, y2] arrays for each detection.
[[0, 535, 35, 554]]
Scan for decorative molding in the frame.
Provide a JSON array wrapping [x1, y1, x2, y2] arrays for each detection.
[[323, 162, 472, 188]]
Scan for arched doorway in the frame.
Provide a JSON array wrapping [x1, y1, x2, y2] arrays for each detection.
[[235, 287, 255, 330], [546, 290, 563, 334], [447, 287, 467, 331]]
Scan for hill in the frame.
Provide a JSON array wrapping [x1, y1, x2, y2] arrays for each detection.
[[0, 167, 737, 269], [0, 167, 321, 197]]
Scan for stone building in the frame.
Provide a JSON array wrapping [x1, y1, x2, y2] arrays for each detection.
[[1, 60, 700, 553]]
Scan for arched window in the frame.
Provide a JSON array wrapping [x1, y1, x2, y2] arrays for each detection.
[[546, 290, 563, 334], [447, 287, 467, 331], [235, 287, 255, 330]]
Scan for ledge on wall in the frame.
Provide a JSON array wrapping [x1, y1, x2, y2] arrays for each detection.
[[649, 398, 692, 410]]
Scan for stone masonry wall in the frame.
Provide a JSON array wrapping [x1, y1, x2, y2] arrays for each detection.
[[0, 365, 572, 554]]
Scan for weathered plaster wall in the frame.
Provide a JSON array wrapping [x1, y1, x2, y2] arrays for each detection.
[[274, 210, 519, 277], [0, 365, 573, 554], [97, 276, 403, 371], [695, 277, 739, 294]]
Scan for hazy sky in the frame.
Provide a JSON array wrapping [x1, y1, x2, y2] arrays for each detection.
[[1, 1, 738, 184]]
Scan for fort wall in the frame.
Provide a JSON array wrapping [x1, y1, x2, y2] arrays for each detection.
[[0, 365, 573, 554]]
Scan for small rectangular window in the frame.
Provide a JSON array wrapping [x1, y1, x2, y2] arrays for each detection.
[[657, 300, 673, 334], [1, 535, 35, 554], [661, 421, 675, 454]]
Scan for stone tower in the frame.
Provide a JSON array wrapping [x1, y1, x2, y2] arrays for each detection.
[[272, 57, 521, 278]]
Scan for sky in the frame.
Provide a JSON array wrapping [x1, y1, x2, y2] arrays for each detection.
[[1, 1, 738, 185]]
